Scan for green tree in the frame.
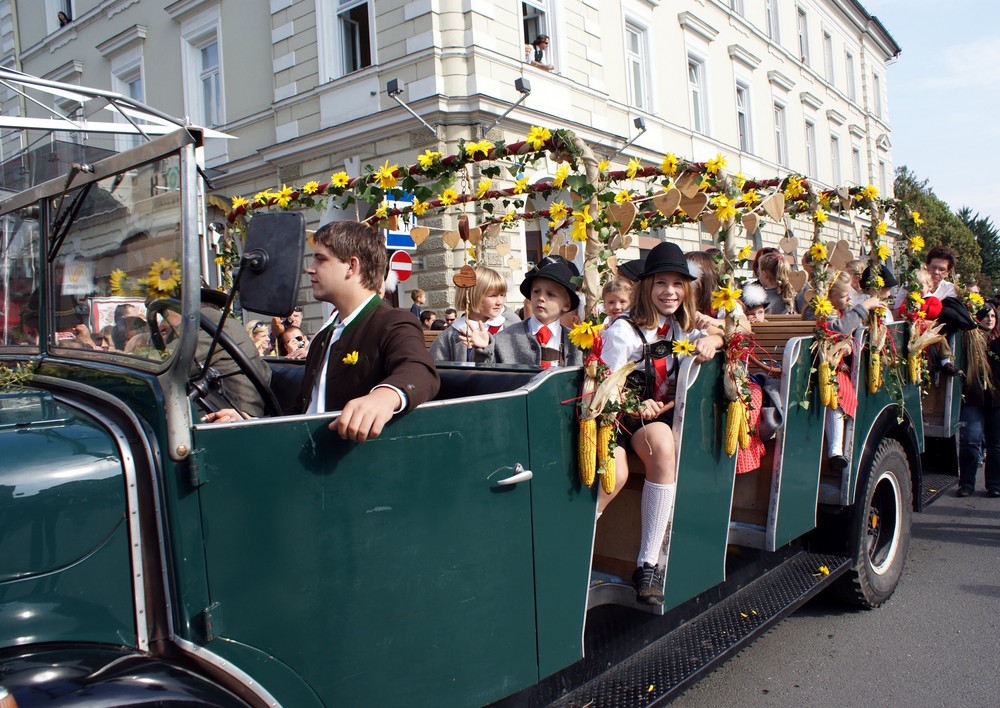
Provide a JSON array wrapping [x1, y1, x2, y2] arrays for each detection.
[[957, 206, 1000, 291], [894, 166, 981, 280]]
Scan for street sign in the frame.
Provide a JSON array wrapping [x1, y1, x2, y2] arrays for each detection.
[[389, 250, 413, 282], [385, 191, 416, 250]]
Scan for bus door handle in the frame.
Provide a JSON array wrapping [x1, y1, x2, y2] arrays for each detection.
[[496, 464, 533, 486]]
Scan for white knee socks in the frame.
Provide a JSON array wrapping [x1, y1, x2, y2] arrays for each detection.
[[826, 407, 845, 457], [637, 480, 676, 567]]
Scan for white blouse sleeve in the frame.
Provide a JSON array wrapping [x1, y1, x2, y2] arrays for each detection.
[[600, 318, 645, 372]]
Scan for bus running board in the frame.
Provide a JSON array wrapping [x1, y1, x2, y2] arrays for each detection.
[[920, 471, 958, 509], [550, 551, 850, 707]]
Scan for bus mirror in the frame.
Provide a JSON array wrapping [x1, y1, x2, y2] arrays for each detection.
[[238, 212, 306, 316]]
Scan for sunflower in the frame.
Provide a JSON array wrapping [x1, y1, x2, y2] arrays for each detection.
[[373, 161, 399, 190], [147, 258, 181, 297], [711, 284, 742, 313], [109, 269, 128, 297], [552, 164, 570, 188], [526, 125, 551, 150], [329, 172, 350, 188], [812, 296, 834, 317], [672, 338, 696, 357], [569, 321, 599, 350]]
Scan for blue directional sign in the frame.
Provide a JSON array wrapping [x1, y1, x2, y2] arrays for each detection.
[[385, 191, 417, 250]]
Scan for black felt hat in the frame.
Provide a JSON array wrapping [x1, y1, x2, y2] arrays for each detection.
[[617, 258, 645, 283], [533, 253, 580, 278], [520, 261, 580, 310], [861, 264, 898, 289], [640, 242, 695, 281]]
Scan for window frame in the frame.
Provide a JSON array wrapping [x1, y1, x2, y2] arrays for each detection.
[[765, 0, 780, 42], [735, 82, 753, 153], [823, 30, 834, 83], [845, 50, 857, 101], [872, 72, 883, 118], [804, 119, 817, 176], [687, 54, 709, 135], [773, 102, 788, 167], [796, 7, 810, 64], [830, 134, 842, 185], [851, 144, 863, 184], [110, 49, 145, 152], [730, 0, 745, 16], [624, 19, 651, 112], [316, 0, 376, 82]]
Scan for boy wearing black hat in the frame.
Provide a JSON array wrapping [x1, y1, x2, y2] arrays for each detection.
[[467, 261, 582, 367]]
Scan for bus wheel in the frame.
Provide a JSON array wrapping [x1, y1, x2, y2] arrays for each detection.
[[835, 438, 912, 608]]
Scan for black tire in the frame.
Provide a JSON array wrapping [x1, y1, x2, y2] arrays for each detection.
[[835, 437, 912, 608]]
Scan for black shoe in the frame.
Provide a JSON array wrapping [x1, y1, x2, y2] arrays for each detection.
[[956, 486, 973, 498], [987, 489, 1000, 498], [633, 563, 665, 605], [937, 362, 961, 377], [829, 455, 849, 474]]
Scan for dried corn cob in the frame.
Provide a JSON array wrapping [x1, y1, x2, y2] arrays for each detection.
[[598, 420, 615, 495], [725, 399, 742, 456], [579, 417, 596, 487], [868, 351, 882, 393], [908, 353, 920, 383], [738, 401, 750, 450], [818, 361, 833, 408]]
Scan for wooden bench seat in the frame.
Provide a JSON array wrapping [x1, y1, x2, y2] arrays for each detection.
[[424, 330, 441, 349], [748, 318, 816, 375]]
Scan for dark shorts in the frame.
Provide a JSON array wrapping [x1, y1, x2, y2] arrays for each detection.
[[617, 407, 675, 448]]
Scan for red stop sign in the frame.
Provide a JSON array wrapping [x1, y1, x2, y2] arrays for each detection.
[[389, 250, 412, 282]]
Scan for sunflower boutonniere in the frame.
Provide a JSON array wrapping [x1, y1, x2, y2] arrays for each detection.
[[342, 351, 359, 365]]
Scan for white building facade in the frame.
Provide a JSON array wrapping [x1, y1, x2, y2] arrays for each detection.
[[3, 0, 900, 311]]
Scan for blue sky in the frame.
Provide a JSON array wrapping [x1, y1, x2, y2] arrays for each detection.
[[864, 0, 999, 227]]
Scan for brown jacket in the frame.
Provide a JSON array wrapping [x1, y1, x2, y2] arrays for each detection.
[[297, 300, 440, 413]]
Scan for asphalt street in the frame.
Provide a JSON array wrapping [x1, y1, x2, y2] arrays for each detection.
[[673, 474, 1000, 707]]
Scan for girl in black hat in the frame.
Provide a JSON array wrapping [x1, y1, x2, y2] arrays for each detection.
[[598, 241, 723, 605]]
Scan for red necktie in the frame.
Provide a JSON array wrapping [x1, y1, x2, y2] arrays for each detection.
[[535, 326, 551, 345], [654, 322, 669, 402], [488, 324, 502, 335], [656, 322, 670, 337]]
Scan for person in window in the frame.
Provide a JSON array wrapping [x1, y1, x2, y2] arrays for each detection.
[[525, 34, 555, 72], [57, 11, 71, 27]]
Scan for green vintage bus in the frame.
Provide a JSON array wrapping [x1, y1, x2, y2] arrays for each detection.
[[0, 122, 960, 706]]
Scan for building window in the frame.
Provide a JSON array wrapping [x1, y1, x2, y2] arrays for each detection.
[[46, 0, 74, 34], [688, 56, 708, 134], [872, 72, 882, 118], [796, 7, 810, 64], [197, 39, 222, 128], [845, 51, 856, 101], [879, 159, 887, 193], [823, 31, 834, 82], [773, 103, 788, 166], [317, 0, 374, 81], [340, 0, 373, 74], [765, 0, 780, 42], [736, 83, 752, 152], [730, 0, 745, 16], [851, 145, 862, 184], [830, 134, 841, 185], [804, 120, 817, 176], [522, 0, 549, 43], [625, 21, 650, 111], [112, 63, 144, 151]]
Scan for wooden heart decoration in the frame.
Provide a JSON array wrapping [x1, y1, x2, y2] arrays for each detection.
[[495, 242, 511, 257], [679, 192, 709, 217], [779, 235, 798, 254], [761, 193, 785, 222], [386, 214, 399, 231], [829, 239, 853, 270], [606, 202, 638, 235], [560, 243, 579, 261], [409, 226, 430, 246], [467, 227, 483, 245], [621, 235, 633, 250], [484, 224, 501, 241], [608, 233, 624, 252], [453, 264, 478, 288], [607, 255, 618, 273], [741, 212, 759, 235], [653, 188, 682, 216], [507, 257, 522, 270], [835, 187, 851, 209], [701, 213, 721, 237], [442, 230, 461, 249], [788, 269, 808, 294], [675, 172, 700, 198], [306, 229, 316, 248], [458, 215, 470, 241]]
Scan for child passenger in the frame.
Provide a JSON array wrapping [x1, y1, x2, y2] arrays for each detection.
[[601, 278, 633, 325], [430, 265, 517, 362], [804, 272, 884, 472], [469, 261, 583, 367], [599, 242, 724, 605]]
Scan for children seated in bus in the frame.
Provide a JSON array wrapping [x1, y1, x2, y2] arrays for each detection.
[[741, 282, 768, 324], [468, 260, 582, 368], [430, 265, 517, 362], [860, 265, 898, 323], [598, 242, 724, 605], [686, 250, 751, 333], [804, 272, 884, 472], [601, 278, 632, 326]]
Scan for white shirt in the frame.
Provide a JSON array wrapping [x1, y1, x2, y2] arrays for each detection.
[[306, 295, 406, 415], [527, 316, 562, 355], [601, 315, 708, 373]]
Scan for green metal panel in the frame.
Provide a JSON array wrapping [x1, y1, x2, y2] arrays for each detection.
[[0, 388, 134, 649], [525, 369, 597, 679], [768, 337, 826, 549], [664, 356, 737, 609], [192, 394, 539, 708], [897, 324, 925, 450]]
